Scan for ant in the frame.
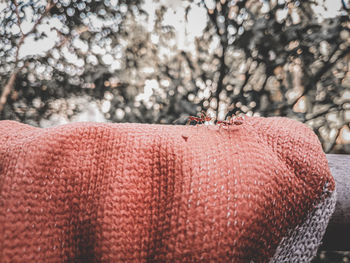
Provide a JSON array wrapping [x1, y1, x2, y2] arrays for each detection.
[[217, 114, 245, 127], [186, 111, 212, 125]]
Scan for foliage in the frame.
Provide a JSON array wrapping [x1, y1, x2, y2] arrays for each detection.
[[0, 0, 350, 153]]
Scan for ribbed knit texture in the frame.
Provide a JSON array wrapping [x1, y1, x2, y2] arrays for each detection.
[[0, 117, 335, 262]]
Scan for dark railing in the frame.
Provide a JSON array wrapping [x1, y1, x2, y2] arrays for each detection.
[[321, 154, 350, 250]]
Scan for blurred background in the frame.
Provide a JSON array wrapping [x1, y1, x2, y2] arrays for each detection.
[[1, 0, 350, 153], [0, 0, 349, 261]]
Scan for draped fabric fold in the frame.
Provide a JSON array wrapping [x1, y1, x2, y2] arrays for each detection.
[[0, 117, 335, 262]]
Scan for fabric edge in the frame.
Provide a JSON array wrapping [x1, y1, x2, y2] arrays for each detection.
[[268, 186, 336, 263]]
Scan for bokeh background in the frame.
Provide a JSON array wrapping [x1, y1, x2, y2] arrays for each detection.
[[1, 0, 350, 261]]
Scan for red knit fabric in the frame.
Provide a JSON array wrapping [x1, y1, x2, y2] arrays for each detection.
[[0, 117, 334, 262]]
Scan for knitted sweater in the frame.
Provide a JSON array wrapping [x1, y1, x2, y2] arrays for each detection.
[[0, 117, 335, 262]]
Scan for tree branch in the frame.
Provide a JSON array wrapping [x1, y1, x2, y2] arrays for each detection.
[[0, 0, 54, 113], [292, 45, 350, 109], [12, 0, 24, 35], [0, 72, 17, 112]]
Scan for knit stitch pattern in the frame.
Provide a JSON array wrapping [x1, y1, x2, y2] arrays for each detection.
[[0, 117, 335, 262]]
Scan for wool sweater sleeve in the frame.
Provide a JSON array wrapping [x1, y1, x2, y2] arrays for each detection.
[[0, 118, 335, 263]]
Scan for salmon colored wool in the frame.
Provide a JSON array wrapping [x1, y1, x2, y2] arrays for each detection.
[[0, 117, 335, 262]]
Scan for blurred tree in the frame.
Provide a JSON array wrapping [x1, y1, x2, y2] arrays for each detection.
[[0, 0, 350, 153], [194, 0, 350, 152], [0, 0, 144, 121]]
